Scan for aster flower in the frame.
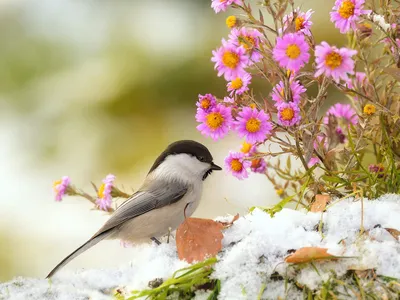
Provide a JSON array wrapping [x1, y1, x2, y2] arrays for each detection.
[[196, 94, 216, 113], [226, 16, 237, 28], [96, 174, 116, 211], [227, 72, 251, 96], [323, 103, 358, 125], [307, 157, 321, 168], [363, 104, 376, 115], [235, 107, 273, 143], [212, 39, 249, 81], [271, 80, 306, 104], [53, 176, 71, 202], [282, 8, 314, 36], [315, 42, 357, 82], [224, 151, 251, 179], [223, 96, 235, 103], [273, 33, 310, 72], [276, 102, 302, 126], [240, 141, 256, 156], [250, 158, 267, 173], [197, 103, 233, 140], [228, 27, 263, 62], [211, 0, 242, 14], [330, 0, 371, 34]]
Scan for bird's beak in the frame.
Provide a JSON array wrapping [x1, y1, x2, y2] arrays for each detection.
[[210, 162, 222, 171]]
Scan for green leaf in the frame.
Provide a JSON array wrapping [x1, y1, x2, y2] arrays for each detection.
[[321, 175, 345, 183]]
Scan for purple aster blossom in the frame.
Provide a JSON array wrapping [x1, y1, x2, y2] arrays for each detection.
[[53, 176, 71, 202], [227, 72, 252, 96], [273, 33, 310, 72], [196, 94, 217, 113], [276, 102, 302, 126], [224, 151, 251, 179], [315, 42, 357, 83], [271, 80, 306, 104], [235, 107, 273, 143], [211, 0, 242, 13], [197, 103, 233, 140], [308, 157, 320, 167], [330, 0, 371, 34], [223, 96, 235, 103], [282, 8, 314, 36], [240, 141, 257, 156], [96, 174, 116, 211], [250, 158, 267, 173], [335, 127, 346, 143], [228, 27, 263, 62], [212, 39, 250, 81], [323, 103, 358, 125]]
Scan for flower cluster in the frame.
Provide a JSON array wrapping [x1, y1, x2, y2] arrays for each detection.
[[196, 0, 399, 201]]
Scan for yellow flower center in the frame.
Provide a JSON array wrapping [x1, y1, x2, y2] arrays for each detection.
[[230, 77, 243, 90], [276, 188, 284, 196], [206, 112, 224, 130], [201, 98, 211, 110], [251, 159, 261, 168], [280, 107, 295, 121], [230, 159, 243, 172], [249, 103, 257, 109], [325, 52, 343, 69], [339, 1, 355, 19], [222, 51, 239, 69], [241, 141, 252, 153], [53, 180, 61, 192], [363, 104, 376, 115], [240, 35, 256, 51], [295, 16, 305, 31], [286, 44, 301, 59], [226, 16, 237, 28], [246, 117, 261, 133], [98, 183, 105, 198]]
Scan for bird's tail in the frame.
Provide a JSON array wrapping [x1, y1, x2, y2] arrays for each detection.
[[46, 230, 112, 278]]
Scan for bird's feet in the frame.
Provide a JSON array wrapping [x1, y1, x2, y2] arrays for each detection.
[[150, 237, 161, 245]]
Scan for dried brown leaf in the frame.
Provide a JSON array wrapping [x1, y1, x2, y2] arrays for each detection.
[[217, 214, 240, 228], [384, 228, 400, 240], [176, 218, 224, 263], [285, 247, 336, 264], [310, 194, 331, 212]]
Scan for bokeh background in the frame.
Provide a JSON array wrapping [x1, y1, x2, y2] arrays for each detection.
[[0, 0, 344, 281]]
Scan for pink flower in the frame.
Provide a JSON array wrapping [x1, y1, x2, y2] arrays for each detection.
[[315, 42, 357, 82], [212, 39, 250, 81], [323, 103, 358, 125], [308, 157, 320, 167], [227, 72, 252, 96], [273, 33, 310, 72], [53, 176, 71, 202], [271, 80, 306, 104], [330, 0, 371, 34], [96, 174, 115, 211], [240, 141, 257, 156], [196, 94, 216, 113], [235, 107, 273, 143], [211, 0, 242, 13], [276, 102, 302, 126], [197, 103, 233, 140], [223, 96, 235, 103], [282, 8, 314, 36], [228, 27, 263, 62], [224, 151, 251, 179], [250, 158, 267, 173]]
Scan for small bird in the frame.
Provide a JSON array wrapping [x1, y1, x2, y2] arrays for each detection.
[[47, 140, 222, 278]]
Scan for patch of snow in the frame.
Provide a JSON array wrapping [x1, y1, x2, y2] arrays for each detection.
[[1, 194, 400, 299]]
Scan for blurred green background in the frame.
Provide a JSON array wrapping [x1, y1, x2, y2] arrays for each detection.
[[0, 0, 343, 281]]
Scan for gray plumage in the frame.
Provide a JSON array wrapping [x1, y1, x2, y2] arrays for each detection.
[[46, 140, 221, 278]]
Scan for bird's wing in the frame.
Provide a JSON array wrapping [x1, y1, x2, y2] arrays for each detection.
[[94, 179, 188, 236]]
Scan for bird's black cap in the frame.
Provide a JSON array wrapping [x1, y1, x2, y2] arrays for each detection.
[[148, 140, 221, 174]]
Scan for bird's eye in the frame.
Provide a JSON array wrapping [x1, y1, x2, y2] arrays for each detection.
[[198, 156, 205, 162]]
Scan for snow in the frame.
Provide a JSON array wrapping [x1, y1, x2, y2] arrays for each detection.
[[1, 194, 400, 299]]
